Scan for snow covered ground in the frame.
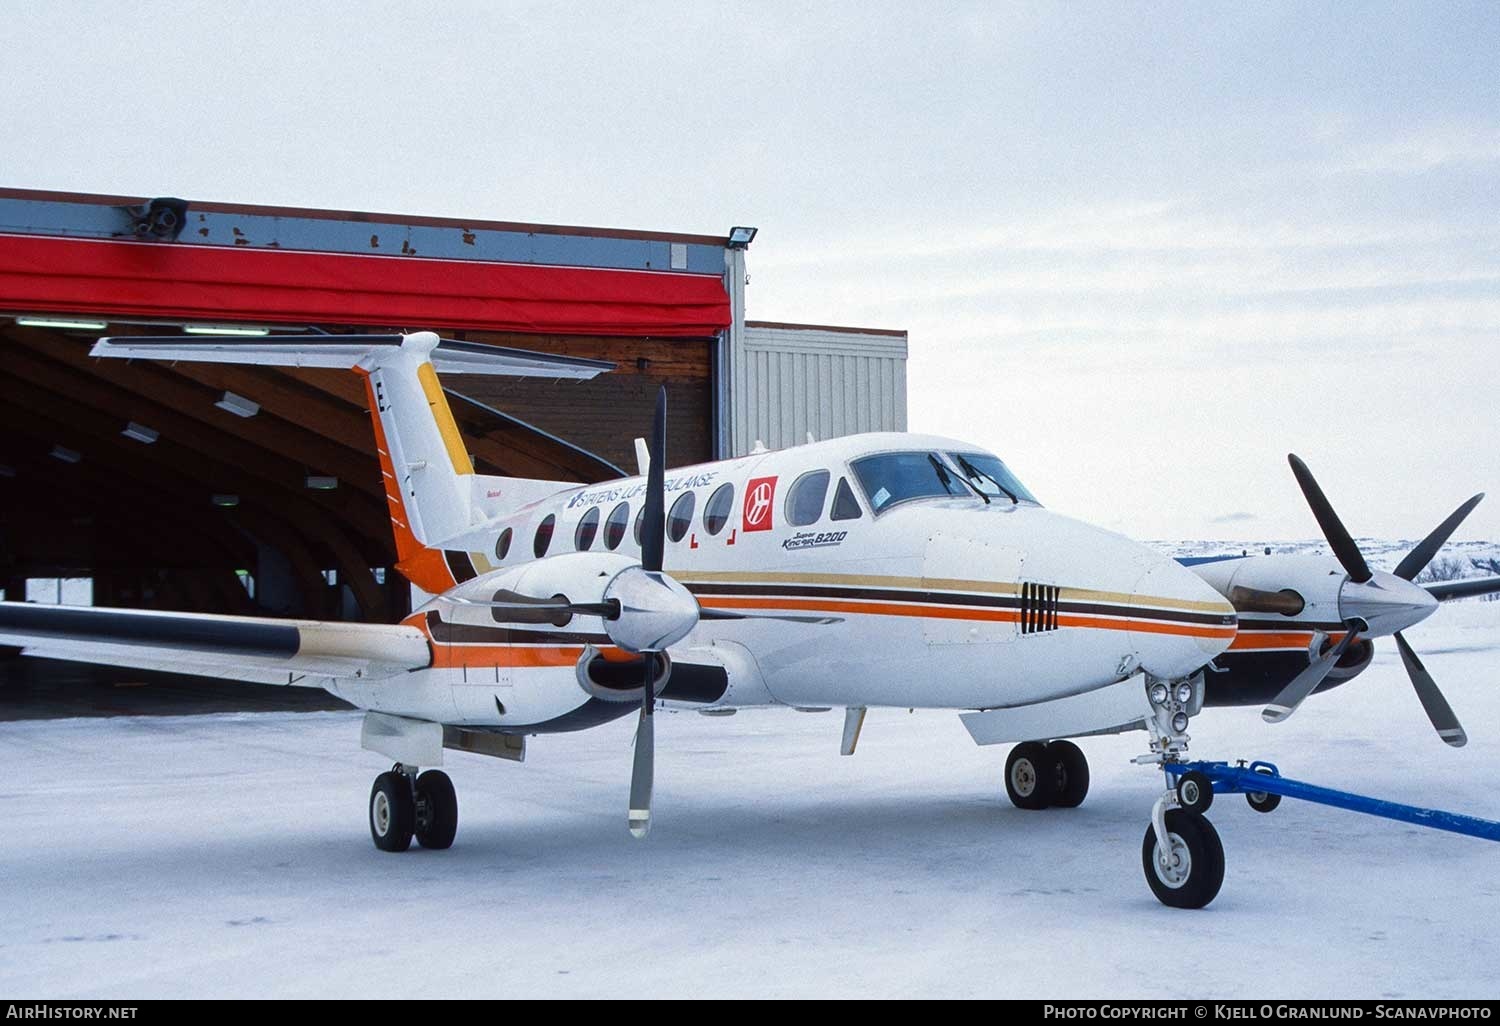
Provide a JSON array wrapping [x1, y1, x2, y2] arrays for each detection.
[[4, 603, 1500, 998]]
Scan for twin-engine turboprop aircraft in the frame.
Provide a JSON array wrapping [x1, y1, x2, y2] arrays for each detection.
[[2, 331, 1494, 908]]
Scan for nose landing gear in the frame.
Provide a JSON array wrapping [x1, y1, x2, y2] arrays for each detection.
[[1135, 671, 1224, 908]]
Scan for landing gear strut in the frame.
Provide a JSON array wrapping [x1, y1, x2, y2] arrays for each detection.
[[1004, 739, 1091, 810], [1135, 671, 1224, 908], [369, 764, 459, 852]]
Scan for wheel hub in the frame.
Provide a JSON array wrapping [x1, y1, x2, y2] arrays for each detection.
[[1154, 833, 1191, 888], [1011, 759, 1037, 797], [372, 791, 390, 837]]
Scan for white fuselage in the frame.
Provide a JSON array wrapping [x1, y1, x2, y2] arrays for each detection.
[[328, 433, 1237, 731]]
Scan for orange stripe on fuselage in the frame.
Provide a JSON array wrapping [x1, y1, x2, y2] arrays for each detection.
[[695, 595, 1238, 640]]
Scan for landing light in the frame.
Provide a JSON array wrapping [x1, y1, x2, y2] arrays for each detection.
[[1149, 682, 1169, 705], [1174, 682, 1194, 705], [1172, 712, 1190, 733]]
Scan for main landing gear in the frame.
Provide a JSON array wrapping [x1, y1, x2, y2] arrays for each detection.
[[1004, 739, 1090, 810], [369, 764, 458, 852]]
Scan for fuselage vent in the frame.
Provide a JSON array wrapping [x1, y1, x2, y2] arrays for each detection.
[[1020, 581, 1059, 635]]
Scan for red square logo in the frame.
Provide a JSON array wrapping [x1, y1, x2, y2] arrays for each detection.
[[742, 476, 778, 532]]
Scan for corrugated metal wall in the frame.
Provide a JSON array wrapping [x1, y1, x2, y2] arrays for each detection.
[[730, 323, 907, 456]]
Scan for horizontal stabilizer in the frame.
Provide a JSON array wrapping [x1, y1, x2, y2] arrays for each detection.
[[0, 602, 431, 682], [90, 331, 613, 379]]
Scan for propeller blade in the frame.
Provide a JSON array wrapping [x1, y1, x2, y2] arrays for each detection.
[[1393, 494, 1485, 581], [641, 387, 667, 574], [1263, 627, 1358, 723], [628, 653, 656, 838], [1394, 631, 1468, 747], [1288, 454, 1373, 584], [698, 607, 844, 625]]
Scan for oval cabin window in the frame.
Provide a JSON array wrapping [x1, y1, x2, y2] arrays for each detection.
[[575, 507, 600, 551], [786, 470, 831, 527], [605, 502, 630, 550], [534, 514, 556, 558], [703, 482, 735, 536], [668, 491, 696, 543]]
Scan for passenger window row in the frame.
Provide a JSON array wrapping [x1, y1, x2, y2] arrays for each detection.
[[502, 470, 864, 560]]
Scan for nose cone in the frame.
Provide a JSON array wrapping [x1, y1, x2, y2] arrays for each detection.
[[1340, 571, 1438, 636], [1129, 558, 1239, 679]]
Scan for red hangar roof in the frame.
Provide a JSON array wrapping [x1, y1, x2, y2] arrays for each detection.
[[0, 189, 733, 337]]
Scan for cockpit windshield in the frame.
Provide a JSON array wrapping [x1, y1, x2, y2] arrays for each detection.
[[851, 450, 1039, 513], [947, 452, 1038, 504], [851, 451, 974, 512]]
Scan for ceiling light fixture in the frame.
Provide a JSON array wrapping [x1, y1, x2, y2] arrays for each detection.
[[215, 392, 260, 418], [184, 325, 272, 337], [50, 445, 82, 464], [122, 422, 160, 444], [15, 317, 108, 331]]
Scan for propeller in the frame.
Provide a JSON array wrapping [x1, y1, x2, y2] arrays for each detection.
[[1276, 454, 1481, 746], [629, 385, 670, 838], [1262, 626, 1360, 723], [458, 387, 841, 834]]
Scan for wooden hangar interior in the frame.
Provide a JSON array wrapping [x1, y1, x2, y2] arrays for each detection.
[[0, 190, 908, 648]]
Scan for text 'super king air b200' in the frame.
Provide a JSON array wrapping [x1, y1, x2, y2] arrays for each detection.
[[3, 331, 1496, 908]]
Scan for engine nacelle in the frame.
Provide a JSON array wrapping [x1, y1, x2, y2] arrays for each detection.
[[447, 551, 641, 627], [1192, 553, 1346, 625]]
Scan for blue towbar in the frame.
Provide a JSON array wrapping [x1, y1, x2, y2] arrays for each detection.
[[1164, 760, 1500, 843]]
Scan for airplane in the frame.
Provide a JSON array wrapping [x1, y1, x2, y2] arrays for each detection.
[[2, 330, 1495, 909]]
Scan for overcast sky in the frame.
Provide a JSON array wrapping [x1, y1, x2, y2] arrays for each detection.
[[6, 2, 1498, 541]]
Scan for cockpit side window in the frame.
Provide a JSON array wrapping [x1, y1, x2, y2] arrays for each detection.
[[830, 477, 863, 521]]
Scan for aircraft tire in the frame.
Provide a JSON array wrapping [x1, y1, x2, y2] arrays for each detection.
[[370, 771, 415, 852], [1005, 741, 1057, 810], [1046, 740, 1090, 808], [1142, 809, 1225, 909], [414, 770, 459, 850]]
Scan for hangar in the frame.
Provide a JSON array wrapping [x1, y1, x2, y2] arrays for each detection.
[[0, 188, 907, 641]]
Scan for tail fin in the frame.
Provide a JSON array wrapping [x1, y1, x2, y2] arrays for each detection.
[[91, 332, 611, 591]]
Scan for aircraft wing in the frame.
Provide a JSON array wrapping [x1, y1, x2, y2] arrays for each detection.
[[1424, 576, 1500, 603], [0, 602, 431, 686]]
